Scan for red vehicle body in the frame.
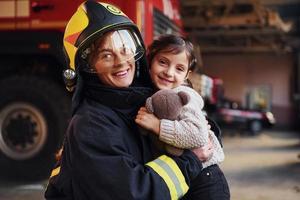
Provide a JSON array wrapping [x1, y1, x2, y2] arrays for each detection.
[[201, 76, 276, 135], [0, 0, 182, 180], [215, 106, 276, 135]]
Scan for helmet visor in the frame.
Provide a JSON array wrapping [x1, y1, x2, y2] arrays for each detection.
[[82, 29, 144, 72]]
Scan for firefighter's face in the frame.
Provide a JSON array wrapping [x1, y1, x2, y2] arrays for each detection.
[[150, 50, 190, 90], [90, 30, 136, 88]]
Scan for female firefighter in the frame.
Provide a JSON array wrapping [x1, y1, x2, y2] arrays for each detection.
[[45, 1, 213, 199]]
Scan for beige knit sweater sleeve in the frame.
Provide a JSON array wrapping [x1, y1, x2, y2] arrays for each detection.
[[159, 86, 209, 148], [158, 86, 225, 167]]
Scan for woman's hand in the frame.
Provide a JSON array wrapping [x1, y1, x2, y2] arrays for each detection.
[[191, 136, 213, 162], [135, 107, 160, 135]]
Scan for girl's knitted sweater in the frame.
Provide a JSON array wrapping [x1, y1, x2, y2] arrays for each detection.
[[159, 85, 224, 168]]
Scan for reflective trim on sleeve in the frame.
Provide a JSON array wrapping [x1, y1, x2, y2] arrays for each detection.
[[50, 166, 60, 178], [146, 155, 189, 199]]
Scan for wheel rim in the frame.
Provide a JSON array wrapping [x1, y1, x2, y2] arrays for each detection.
[[0, 102, 47, 160]]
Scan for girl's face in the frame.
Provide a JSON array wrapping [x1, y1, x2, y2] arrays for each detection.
[[150, 50, 190, 90]]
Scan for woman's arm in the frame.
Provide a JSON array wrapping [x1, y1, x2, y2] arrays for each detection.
[[49, 112, 206, 200]]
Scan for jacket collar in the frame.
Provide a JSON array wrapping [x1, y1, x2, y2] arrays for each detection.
[[82, 72, 153, 110]]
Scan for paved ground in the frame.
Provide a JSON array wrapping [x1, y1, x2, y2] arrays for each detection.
[[0, 181, 45, 200], [221, 130, 300, 200], [0, 130, 299, 200]]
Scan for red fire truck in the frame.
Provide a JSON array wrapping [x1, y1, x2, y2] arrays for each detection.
[[0, 0, 182, 180]]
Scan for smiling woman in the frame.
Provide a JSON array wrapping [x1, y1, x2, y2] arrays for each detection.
[[86, 30, 143, 87], [45, 1, 213, 199]]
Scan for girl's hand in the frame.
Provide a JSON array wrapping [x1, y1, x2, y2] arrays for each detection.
[[135, 107, 160, 135]]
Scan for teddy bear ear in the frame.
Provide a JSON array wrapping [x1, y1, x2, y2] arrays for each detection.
[[178, 91, 190, 105], [145, 97, 154, 113]]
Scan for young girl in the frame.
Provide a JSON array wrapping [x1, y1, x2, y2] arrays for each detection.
[[135, 34, 230, 199]]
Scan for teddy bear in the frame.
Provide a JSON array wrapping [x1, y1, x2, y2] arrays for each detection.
[[145, 89, 190, 156]]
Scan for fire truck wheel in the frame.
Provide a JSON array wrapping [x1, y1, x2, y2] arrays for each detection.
[[248, 120, 262, 135], [0, 76, 70, 180]]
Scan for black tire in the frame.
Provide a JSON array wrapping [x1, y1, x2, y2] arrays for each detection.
[[248, 120, 262, 135], [0, 76, 70, 180]]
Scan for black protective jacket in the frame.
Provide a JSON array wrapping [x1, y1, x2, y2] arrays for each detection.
[[45, 76, 202, 200]]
